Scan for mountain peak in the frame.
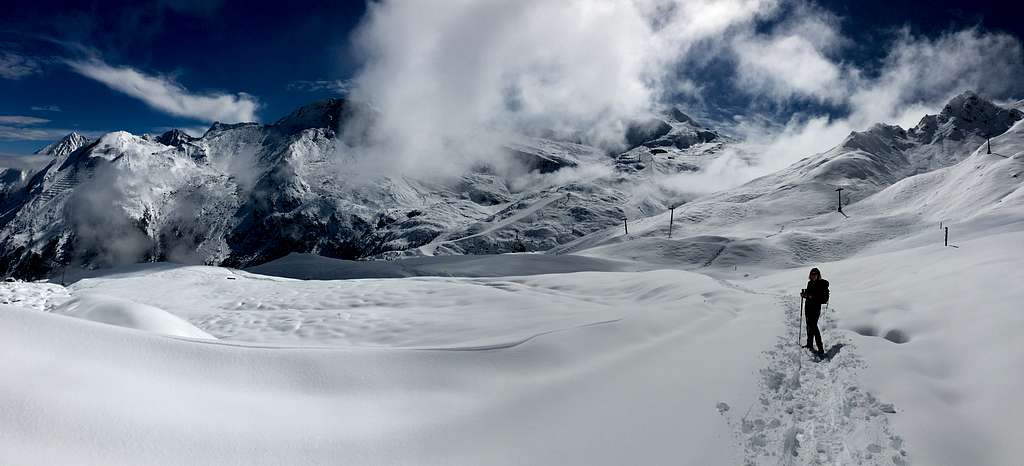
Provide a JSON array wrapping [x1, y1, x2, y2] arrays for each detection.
[[910, 91, 1023, 144], [940, 90, 996, 120], [156, 129, 197, 147], [273, 98, 349, 132], [32, 131, 91, 157], [624, 107, 719, 150], [206, 121, 260, 135], [669, 107, 698, 125]]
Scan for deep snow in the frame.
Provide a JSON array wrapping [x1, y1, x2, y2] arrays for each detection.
[[1, 222, 1022, 464], [0, 267, 779, 465]]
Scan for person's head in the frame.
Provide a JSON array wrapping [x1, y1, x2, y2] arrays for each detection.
[[809, 268, 821, 281]]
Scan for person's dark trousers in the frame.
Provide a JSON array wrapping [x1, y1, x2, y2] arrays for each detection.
[[805, 305, 823, 352]]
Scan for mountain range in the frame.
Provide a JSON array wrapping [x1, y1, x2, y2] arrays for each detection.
[[0, 91, 1019, 279]]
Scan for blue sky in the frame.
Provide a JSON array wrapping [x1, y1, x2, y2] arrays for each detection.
[[1, 0, 1023, 156], [0, 0, 366, 154]]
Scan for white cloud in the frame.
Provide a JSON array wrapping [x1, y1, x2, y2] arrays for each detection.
[[0, 52, 41, 80], [343, 0, 778, 178], [0, 126, 72, 141], [31, 105, 62, 112], [769, 27, 1024, 160], [669, 26, 1024, 194], [733, 34, 846, 102], [848, 28, 1024, 127], [66, 59, 259, 123], [286, 79, 352, 94], [339, 0, 1024, 191], [0, 115, 50, 125], [0, 153, 53, 171], [0, 115, 63, 141]]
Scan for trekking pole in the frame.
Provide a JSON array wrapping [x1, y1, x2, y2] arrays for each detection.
[[798, 292, 804, 347]]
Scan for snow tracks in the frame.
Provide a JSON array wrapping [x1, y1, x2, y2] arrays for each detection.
[[721, 294, 909, 465]]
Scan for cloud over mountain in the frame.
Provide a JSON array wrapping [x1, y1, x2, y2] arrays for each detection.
[[342, 0, 1023, 184]]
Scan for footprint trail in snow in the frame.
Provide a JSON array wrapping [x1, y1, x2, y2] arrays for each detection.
[[721, 295, 910, 465]]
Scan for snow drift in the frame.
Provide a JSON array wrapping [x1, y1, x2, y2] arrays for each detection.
[[53, 294, 215, 339]]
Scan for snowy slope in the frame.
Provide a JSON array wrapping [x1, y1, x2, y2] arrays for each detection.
[[751, 228, 1024, 466], [560, 92, 1023, 271], [0, 132, 89, 206]]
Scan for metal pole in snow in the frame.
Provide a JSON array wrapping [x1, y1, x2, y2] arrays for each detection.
[[668, 207, 674, 238], [987, 138, 992, 154], [835, 187, 844, 213], [945, 227, 948, 247], [624, 218, 628, 236]]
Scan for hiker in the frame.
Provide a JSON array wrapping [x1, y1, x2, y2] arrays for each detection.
[[800, 267, 829, 355]]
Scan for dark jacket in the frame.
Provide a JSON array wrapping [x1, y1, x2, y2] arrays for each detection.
[[804, 279, 830, 308]]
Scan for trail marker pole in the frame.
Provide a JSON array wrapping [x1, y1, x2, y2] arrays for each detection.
[[835, 187, 844, 213], [987, 138, 992, 155], [668, 207, 675, 238], [945, 227, 948, 247], [623, 218, 628, 236]]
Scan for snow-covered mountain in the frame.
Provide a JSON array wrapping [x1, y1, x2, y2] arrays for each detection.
[[33, 131, 91, 157], [0, 99, 721, 278], [0, 133, 91, 204], [556, 91, 1023, 268], [1, 91, 1019, 280]]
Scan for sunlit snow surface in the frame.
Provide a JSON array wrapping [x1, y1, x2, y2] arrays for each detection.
[[71, 264, 640, 348], [3, 225, 1023, 465], [0, 264, 779, 465]]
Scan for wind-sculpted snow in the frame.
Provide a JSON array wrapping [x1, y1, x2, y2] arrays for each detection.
[[67, 265, 645, 347], [245, 251, 640, 280], [53, 294, 215, 340], [0, 267, 779, 465]]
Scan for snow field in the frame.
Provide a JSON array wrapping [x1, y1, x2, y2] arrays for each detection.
[[752, 228, 1024, 465], [0, 269, 779, 465], [724, 295, 907, 465], [1, 216, 1022, 464]]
